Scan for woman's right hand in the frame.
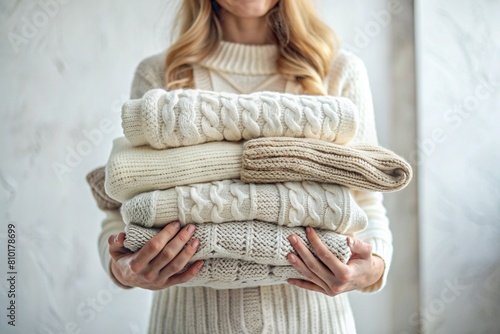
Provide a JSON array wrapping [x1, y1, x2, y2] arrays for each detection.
[[107, 221, 204, 290]]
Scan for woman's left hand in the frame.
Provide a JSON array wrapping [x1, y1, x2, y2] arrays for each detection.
[[286, 226, 385, 296]]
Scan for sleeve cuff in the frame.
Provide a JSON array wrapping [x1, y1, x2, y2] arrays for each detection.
[[336, 97, 359, 145], [98, 210, 134, 290], [121, 99, 147, 146], [356, 237, 393, 293]]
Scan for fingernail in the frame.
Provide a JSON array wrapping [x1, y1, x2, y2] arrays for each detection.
[[173, 221, 180, 229], [306, 226, 312, 233], [289, 235, 297, 244], [347, 237, 354, 247], [289, 254, 297, 263], [190, 239, 199, 248], [187, 224, 195, 233], [114, 234, 119, 244], [197, 261, 204, 269]]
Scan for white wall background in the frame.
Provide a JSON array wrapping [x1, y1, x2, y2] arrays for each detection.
[[1, 0, 497, 333], [416, 0, 500, 333]]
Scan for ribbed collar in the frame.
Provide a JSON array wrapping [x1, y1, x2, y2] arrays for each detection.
[[199, 41, 279, 75]]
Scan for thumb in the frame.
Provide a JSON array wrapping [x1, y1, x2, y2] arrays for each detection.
[[346, 237, 372, 259], [108, 233, 131, 259]]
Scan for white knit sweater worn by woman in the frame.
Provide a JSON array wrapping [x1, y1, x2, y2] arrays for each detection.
[[98, 41, 393, 334]]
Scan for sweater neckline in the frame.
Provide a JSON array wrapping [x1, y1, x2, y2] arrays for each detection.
[[199, 40, 279, 75]]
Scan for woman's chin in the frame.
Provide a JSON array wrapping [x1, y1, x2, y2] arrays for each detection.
[[218, 0, 279, 19]]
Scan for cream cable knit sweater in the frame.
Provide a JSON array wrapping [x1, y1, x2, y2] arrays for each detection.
[[123, 222, 350, 289], [121, 88, 359, 149], [121, 179, 368, 234], [124, 221, 351, 264], [89, 168, 369, 234], [97, 41, 393, 334]]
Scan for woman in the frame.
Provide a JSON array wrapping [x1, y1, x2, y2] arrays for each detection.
[[99, 0, 392, 332]]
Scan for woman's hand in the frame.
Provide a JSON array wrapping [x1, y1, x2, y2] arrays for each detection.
[[286, 226, 384, 296], [108, 222, 204, 290]]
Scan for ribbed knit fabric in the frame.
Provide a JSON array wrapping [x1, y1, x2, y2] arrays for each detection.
[[148, 285, 356, 333], [242, 137, 413, 192], [104, 137, 242, 202], [123, 221, 350, 288], [86, 167, 121, 210], [121, 179, 368, 234], [121, 88, 359, 149], [105, 135, 410, 202], [95, 40, 396, 334]]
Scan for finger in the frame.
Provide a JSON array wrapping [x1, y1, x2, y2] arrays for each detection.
[[288, 233, 334, 283], [305, 227, 346, 276], [149, 224, 197, 272], [347, 237, 372, 259], [116, 232, 125, 247], [158, 237, 200, 279], [287, 252, 330, 292], [108, 233, 132, 260], [132, 221, 182, 272], [167, 260, 205, 286], [287, 278, 330, 295]]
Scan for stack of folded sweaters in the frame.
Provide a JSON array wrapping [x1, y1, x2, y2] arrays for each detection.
[[88, 88, 412, 289]]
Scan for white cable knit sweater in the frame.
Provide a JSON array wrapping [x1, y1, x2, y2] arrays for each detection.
[[121, 180, 368, 234], [121, 88, 359, 148], [97, 41, 393, 334]]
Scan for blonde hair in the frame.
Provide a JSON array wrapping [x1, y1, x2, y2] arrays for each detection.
[[165, 0, 339, 95]]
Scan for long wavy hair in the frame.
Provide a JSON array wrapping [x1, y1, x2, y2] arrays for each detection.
[[165, 0, 339, 95]]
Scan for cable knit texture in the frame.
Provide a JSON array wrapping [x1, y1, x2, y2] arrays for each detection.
[[122, 88, 359, 149], [242, 137, 413, 192], [121, 179, 368, 234], [123, 222, 349, 289], [124, 221, 350, 262], [95, 41, 395, 334]]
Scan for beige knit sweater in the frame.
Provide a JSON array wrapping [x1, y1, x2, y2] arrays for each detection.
[[97, 41, 393, 334], [104, 135, 411, 202]]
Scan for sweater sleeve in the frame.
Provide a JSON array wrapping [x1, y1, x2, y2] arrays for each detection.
[[329, 51, 393, 293], [129, 52, 167, 100], [97, 210, 133, 289], [97, 54, 165, 288]]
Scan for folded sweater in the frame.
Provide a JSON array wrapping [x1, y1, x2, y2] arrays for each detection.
[[86, 167, 121, 210], [104, 137, 242, 202], [121, 88, 359, 149], [124, 220, 350, 264], [124, 221, 351, 289], [160, 258, 304, 289], [242, 137, 413, 192], [105, 137, 412, 202], [121, 180, 368, 234]]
